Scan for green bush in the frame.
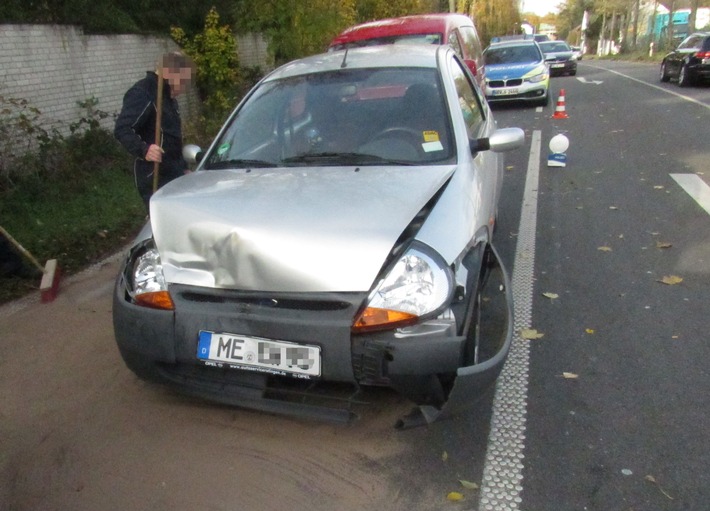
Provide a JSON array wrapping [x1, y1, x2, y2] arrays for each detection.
[[0, 97, 145, 304]]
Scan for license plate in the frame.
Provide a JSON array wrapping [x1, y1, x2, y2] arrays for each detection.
[[493, 88, 518, 96], [551, 63, 564, 68], [197, 331, 321, 378]]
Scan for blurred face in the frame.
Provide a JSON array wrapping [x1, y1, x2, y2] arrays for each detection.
[[163, 67, 193, 97]]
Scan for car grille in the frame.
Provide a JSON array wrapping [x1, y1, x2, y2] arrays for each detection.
[[489, 78, 523, 88]]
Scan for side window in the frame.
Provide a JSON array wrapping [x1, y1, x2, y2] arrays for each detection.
[[448, 31, 464, 59], [679, 35, 699, 49], [458, 26, 483, 61], [450, 57, 484, 137]]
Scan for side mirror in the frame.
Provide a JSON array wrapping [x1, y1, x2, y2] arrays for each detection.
[[182, 144, 204, 164], [470, 127, 525, 153]]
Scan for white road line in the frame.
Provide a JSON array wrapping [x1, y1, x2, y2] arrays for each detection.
[[671, 173, 710, 216], [582, 63, 710, 111], [477, 130, 541, 511]]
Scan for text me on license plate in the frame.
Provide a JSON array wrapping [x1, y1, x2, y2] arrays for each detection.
[[494, 88, 518, 96], [197, 331, 321, 378]]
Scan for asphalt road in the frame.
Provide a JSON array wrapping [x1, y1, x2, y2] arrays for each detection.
[[489, 59, 710, 511], [1, 59, 708, 511]]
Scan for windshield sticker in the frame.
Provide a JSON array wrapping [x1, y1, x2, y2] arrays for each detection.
[[422, 131, 443, 152], [423, 131, 440, 143], [217, 142, 230, 155]]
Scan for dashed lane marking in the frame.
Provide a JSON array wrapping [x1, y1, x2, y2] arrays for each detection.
[[476, 130, 542, 511], [671, 173, 710, 216]]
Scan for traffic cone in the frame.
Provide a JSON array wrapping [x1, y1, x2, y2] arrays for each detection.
[[551, 89, 569, 119]]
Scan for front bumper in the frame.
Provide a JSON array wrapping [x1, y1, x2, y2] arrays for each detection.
[[549, 60, 577, 75], [485, 80, 549, 103], [112, 245, 513, 426]]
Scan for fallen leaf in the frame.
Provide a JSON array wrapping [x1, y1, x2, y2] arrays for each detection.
[[562, 372, 579, 379], [585, 328, 595, 334], [442, 451, 448, 462], [506, 165, 515, 171], [597, 246, 612, 252], [658, 275, 683, 285], [521, 328, 544, 340], [609, 206, 618, 210], [645, 475, 674, 500], [459, 480, 479, 490], [653, 185, 664, 189], [656, 241, 672, 249], [542, 292, 559, 300], [446, 491, 465, 502]]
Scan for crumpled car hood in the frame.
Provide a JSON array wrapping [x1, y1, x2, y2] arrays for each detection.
[[149, 165, 455, 292]]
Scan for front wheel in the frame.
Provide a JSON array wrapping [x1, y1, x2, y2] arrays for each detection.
[[660, 62, 671, 82]]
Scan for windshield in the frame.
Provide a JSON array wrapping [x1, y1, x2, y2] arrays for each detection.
[[484, 45, 542, 64], [203, 67, 455, 169]]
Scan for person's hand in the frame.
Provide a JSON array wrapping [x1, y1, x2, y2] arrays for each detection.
[[145, 144, 164, 162]]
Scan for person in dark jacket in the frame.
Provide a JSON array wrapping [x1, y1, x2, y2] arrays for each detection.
[[114, 52, 194, 210]]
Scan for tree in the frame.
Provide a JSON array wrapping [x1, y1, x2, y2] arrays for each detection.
[[172, 7, 240, 134], [234, 0, 357, 64], [467, 0, 522, 46]]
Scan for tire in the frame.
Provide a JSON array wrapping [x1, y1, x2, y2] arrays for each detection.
[[536, 91, 550, 107], [660, 62, 671, 82], [570, 70, 577, 76], [678, 64, 692, 87]]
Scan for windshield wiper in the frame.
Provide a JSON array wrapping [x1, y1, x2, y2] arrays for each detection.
[[282, 152, 415, 166], [204, 158, 277, 169]]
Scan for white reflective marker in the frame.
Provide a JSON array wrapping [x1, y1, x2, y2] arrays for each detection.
[[671, 174, 710, 217]]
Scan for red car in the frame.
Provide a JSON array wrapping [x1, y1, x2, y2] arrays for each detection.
[[329, 13, 485, 87]]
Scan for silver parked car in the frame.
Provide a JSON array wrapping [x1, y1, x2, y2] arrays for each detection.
[[113, 44, 524, 427]]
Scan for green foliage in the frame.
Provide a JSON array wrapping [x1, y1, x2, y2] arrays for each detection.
[[0, 96, 144, 304], [0, 0, 236, 35], [468, 0, 522, 46], [234, 0, 358, 64], [172, 7, 243, 139], [354, 0, 436, 22]]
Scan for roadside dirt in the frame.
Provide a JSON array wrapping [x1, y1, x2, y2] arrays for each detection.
[[0, 258, 490, 511]]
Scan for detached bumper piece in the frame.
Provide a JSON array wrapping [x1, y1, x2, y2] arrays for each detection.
[[393, 245, 513, 429]]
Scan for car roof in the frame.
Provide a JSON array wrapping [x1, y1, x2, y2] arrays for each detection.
[[265, 44, 446, 82], [330, 13, 474, 46]]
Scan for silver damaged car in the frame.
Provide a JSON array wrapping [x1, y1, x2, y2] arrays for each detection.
[[113, 44, 524, 427]]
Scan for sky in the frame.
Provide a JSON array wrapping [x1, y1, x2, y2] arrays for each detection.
[[521, 0, 560, 16]]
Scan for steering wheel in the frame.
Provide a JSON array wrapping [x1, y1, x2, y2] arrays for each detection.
[[365, 127, 425, 158]]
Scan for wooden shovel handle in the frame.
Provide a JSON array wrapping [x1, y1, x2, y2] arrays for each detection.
[[152, 66, 164, 193]]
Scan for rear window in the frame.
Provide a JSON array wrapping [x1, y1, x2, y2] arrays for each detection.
[[331, 33, 443, 51]]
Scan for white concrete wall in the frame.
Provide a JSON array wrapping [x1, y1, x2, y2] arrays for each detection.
[[0, 24, 200, 136]]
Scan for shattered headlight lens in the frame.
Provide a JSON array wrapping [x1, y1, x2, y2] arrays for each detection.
[[353, 242, 453, 333], [128, 244, 174, 310]]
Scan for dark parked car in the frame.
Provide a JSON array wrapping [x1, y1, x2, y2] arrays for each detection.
[[538, 40, 578, 76], [113, 44, 524, 427], [660, 32, 710, 86]]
